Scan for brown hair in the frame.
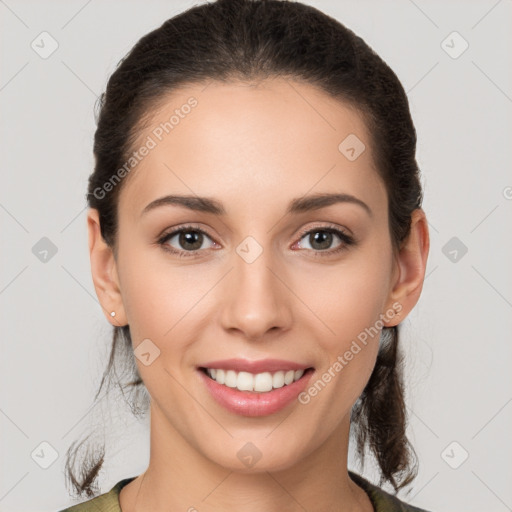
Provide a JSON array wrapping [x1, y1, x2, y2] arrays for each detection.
[[66, 0, 421, 498]]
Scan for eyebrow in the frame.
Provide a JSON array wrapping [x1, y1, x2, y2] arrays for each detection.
[[140, 192, 372, 218]]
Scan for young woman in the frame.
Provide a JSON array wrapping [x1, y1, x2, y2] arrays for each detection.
[[59, 0, 431, 510]]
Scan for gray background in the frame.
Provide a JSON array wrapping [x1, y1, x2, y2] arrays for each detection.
[[1, 0, 511, 511]]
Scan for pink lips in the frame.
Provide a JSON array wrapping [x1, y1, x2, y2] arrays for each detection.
[[197, 358, 314, 417]]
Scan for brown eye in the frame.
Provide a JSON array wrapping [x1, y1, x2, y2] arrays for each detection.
[[305, 231, 335, 251], [294, 226, 355, 257], [176, 230, 204, 251], [158, 225, 217, 257]]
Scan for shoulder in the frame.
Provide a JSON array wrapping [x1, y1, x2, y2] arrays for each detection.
[[349, 471, 433, 512], [56, 477, 136, 512]]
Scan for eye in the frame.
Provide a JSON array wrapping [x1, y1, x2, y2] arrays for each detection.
[[157, 224, 217, 257], [157, 223, 355, 259], [293, 225, 355, 256]]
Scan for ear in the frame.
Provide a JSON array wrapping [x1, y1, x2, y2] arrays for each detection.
[[383, 208, 430, 327], [87, 208, 127, 327]]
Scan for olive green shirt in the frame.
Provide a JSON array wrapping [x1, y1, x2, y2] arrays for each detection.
[[58, 471, 431, 511]]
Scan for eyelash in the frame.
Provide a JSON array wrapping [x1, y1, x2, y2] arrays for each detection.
[[156, 223, 356, 259]]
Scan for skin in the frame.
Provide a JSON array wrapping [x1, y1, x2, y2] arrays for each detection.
[[88, 78, 429, 512]]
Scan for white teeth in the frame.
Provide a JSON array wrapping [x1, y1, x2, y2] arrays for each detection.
[[294, 369, 304, 381], [205, 368, 307, 392], [284, 370, 295, 385], [237, 371, 254, 391], [272, 371, 285, 388], [215, 369, 225, 385], [254, 372, 273, 392], [224, 370, 237, 388]]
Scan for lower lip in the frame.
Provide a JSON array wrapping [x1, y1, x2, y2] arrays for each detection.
[[198, 368, 314, 417]]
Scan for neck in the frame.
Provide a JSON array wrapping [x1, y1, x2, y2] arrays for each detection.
[[120, 401, 373, 512]]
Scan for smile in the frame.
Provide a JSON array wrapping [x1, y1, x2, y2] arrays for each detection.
[[201, 368, 310, 393]]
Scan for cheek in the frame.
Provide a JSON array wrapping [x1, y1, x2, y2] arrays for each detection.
[[301, 244, 392, 396], [116, 245, 219, 380], [296, 277, 386, 426], [309, 250, 392, 344], [117, 240, 206, 333], [316, 273, 386, 384]]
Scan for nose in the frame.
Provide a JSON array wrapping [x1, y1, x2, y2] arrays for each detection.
[[219, 242, 293, 341]]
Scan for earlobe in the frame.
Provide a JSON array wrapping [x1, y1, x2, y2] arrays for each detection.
[[383, 209, 430, 327], [87, 208, 127, 326]]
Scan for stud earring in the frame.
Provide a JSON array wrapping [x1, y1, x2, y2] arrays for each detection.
[[110, 311, 116, 317]]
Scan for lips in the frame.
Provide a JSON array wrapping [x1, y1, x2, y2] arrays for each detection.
[[197, 358, 315, 416], [199, 368, 314, 416]]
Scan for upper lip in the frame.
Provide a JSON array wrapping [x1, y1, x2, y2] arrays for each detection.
[[199, 358, 313, 374]]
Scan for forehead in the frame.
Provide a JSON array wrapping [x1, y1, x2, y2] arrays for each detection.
[[118, 78, 385, 220]]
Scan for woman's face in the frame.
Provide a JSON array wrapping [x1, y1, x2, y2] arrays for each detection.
[[106, 78, 404, 471]]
